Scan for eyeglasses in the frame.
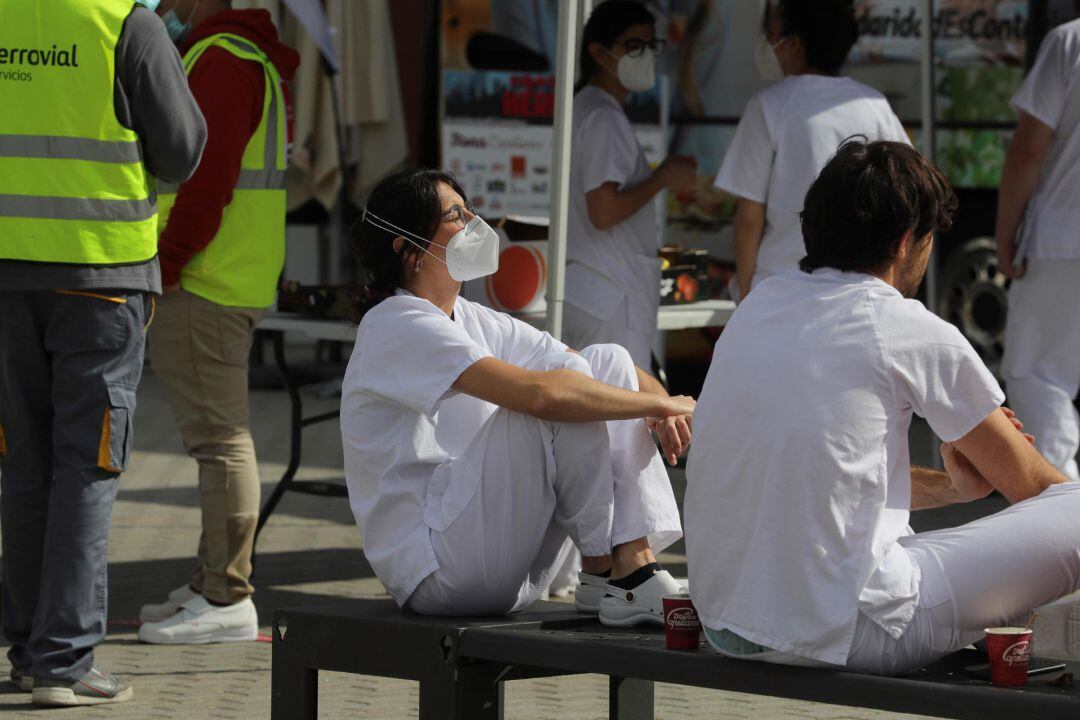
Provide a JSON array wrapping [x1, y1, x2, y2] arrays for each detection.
[[441, 202, 476, 229], [613, 37, 666, 58]]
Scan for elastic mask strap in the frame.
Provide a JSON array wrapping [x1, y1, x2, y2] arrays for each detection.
[[361, 208, 448, 266]]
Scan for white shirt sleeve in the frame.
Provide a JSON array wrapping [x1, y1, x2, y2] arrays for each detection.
[[714, 92, 774, 203], [883, 105, 911, 146], [1011, 29, 1068, 130], [354, 302, 492, 417], [580, 107, 642, 193], [887, 309, 1005, 443]]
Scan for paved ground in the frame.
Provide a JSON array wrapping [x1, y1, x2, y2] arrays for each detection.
[[0, 349, 998, 719]]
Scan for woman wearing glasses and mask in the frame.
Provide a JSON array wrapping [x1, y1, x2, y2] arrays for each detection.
[[341, 169, 694, 625], [564, 0, 698, 372]]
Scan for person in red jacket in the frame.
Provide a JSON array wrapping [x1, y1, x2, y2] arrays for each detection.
[[138, 0, 300, 644]]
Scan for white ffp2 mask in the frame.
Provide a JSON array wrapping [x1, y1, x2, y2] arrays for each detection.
[[754, 35, 786, 82], [362, 209, 501, 282], [602, 46, 656, 92]]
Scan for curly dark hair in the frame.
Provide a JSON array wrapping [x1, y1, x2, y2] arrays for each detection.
[[799, 138, 957, 275], [774, 0, 859, 76], [351, 168, 468, 322], [576, 0, 656, 91]]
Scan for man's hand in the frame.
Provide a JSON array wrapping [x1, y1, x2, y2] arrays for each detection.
[[941, 407, 1036, 503], [647, 404, 694, 466], [940, 442, 994, 502], [1000, 406, 1035, 444]]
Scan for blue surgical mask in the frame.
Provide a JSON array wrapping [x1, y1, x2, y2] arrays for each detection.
[[162, 0, 201, 44], [136, 0, 161, 11]]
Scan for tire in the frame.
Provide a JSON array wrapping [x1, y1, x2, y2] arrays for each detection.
[[937, 237, 1009, 377]]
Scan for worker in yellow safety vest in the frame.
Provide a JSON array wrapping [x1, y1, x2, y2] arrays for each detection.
[[137, 0, 299, 646], [0, 0, 205, 706]]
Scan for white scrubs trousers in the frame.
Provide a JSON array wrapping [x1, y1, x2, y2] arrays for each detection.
[[406, 344, 682, 616], [847, 482, 1080, 675], [713, 483, 1080, 675], [1002, 259, 1080, 482]]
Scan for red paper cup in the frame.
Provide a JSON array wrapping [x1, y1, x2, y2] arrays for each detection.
[[663, 594, 701, 650], [984, 627, 1033, 687]]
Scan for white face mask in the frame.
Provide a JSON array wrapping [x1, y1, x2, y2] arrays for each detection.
[[603, 46, 656, 92], [754, 34, 786, 82], [362, 208, 501, 282]]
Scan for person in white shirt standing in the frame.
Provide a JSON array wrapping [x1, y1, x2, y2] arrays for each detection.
[[341, 169, 694, 626], [564, 0, 697, 371], [997, 16, 1080, 483], [553, 0, 697, 599], [715, 0, 909, 301], [686, 139, 1080, 675]]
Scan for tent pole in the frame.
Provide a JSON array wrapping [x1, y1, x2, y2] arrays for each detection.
[[545, 0, 579, 341], [920, 0, 938, 313]]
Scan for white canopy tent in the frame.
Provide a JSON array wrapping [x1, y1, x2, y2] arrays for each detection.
[[543, 0, 941, 339]]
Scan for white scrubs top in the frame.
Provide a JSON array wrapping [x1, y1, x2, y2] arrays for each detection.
[[341, 291, 567, 605], [1010, 18, 1080, 260], [565, 85, 660, 337], [685, 270, 1003, 666], [715, 76, 909, 288]]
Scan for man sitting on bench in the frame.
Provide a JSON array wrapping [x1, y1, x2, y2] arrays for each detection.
[[684, 138, 1080, 675]]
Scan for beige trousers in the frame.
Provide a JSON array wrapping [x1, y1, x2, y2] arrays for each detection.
[[149, 290, 263, 605]]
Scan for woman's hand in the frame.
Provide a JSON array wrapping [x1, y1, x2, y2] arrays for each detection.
[[647, 396, 695, 466], [657, 156, 698, 192]]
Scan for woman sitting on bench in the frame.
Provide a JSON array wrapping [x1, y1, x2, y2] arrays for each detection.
[[340, 169, 691, 625]]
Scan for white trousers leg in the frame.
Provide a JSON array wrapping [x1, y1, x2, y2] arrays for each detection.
[[1002, 259, 1080, 482], [407, 344, 682, 616], [556, 308, 660, 590], [564, 301, 654, 372], [846, 483, 1080, 675]]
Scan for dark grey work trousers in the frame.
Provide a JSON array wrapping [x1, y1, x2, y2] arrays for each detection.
[[0, 289, 151, 682]]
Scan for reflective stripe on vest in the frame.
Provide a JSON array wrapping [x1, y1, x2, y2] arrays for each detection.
[[0, 0, 158, 266], [159, 32, 287, 308]]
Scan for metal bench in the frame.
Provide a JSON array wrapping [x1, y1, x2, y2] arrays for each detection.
[[271, 599, 1080, 720]]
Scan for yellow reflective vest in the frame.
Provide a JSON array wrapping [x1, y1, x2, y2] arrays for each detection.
[[0, 0, 157, 265], [159, 33, 287, 308]]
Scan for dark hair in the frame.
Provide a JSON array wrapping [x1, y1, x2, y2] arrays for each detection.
[[799, 138, 957, 275], [576, 0, 655, 91], [774, 0, 858, 76], [351, 168, 468, 322]]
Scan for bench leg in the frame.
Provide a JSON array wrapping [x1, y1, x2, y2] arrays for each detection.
[[419, 661, 504, 720], [609, 676, 654, 720], [271, 619, 317, 720]]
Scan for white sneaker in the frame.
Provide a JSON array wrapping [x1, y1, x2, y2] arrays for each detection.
[[574, 572, 609, 613], [138, 595, 259, 645], [1023, 592, 1080, 661], [139, 584, 199, 623], [599, 570, 684, 627]]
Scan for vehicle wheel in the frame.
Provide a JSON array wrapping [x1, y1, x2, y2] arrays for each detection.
[[937, 237, 1009, 376]]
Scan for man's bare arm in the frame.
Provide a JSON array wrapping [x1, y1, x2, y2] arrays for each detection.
[[910, 465, 984, 510], [950, 408, 1066, 504]]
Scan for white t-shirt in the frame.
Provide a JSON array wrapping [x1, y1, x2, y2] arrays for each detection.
[[715, 76, 909, 286], [1010, 19, 1080, 260], [341, 291, 567, 605], [685, 269, 1004, 666], [566, 85, 661, 334]]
